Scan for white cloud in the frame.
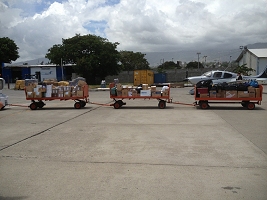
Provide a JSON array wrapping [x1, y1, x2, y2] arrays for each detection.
[[0, 0, 266, 63]]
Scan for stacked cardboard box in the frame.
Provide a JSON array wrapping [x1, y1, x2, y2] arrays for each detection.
[[25, 81, 87, 98], [196, 85, 260, 99], [113, 84, 169, 97]]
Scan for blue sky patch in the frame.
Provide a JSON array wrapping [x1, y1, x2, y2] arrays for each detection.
[[102, 0, 120, 7], [83, 20, 107, 36]]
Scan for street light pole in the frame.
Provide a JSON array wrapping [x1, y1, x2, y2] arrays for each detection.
[[203, 55, 207, 67], [197, 52, 201, 70], [61, 58, 64, 81]]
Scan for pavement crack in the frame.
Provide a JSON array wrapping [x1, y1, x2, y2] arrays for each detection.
[[0, 105, 103, 152]]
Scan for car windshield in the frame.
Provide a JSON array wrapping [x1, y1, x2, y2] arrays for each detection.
[[202, 71, 212, 77]]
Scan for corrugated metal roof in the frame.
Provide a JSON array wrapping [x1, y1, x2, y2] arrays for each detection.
[[236, 48, 267, 62], [248, 48, 267, 57]]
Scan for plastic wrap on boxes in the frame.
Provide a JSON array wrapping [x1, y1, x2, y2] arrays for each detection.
[[25, 79, 38, 86], [69, 77, 86, 86], [46, 85, 52, 97]]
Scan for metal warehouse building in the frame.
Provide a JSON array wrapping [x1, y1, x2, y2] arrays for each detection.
[[1, 63, 75, 83], [236, 48, 267, 75]]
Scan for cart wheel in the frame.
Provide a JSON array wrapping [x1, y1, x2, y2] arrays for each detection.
[[199, 101, 209, 109], [241, 101, 247, 107], [29, 102, 38, 110], [38, 101, 45, 108], [117, 100, 124, 108], [74, 102, 82, 109], [246, 102, 255, 110], [113, 101, 121, 109], [80, 101, 86, 107], [158, 100, 166, 109]]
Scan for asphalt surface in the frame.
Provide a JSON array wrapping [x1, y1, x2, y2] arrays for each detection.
[[0, 85, 267, 200]]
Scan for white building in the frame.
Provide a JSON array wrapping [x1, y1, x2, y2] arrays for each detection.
[[236, 48, 267, 75]]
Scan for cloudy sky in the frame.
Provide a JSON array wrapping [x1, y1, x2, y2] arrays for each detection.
[[1, 0, 266, 65]]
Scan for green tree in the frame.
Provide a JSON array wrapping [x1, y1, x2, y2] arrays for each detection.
[[233, 64, 255, 76], [46, 34, 121, 84], [120, 51, 150, 72], [0, 37, 19, 63], [186, 61, 204, 69], [158, 61, 181, 71]]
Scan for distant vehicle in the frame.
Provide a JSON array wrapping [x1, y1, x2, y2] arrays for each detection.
[[184, 67, 267, 85], [0, 78, 8, 110]]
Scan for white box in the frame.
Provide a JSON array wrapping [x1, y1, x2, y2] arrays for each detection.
[[140, 90, 151, 96], [46, 85, 52, 97]]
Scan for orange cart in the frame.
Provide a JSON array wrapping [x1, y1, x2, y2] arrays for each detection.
[[25, 84, 89, 110], [194, 85, 263, 110], [109, 83, 171, 109]]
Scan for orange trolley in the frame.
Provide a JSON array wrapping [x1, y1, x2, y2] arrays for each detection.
[[109, 83, 171, 109], [25, 84, 89, 110], [194, 85, 263, 110]]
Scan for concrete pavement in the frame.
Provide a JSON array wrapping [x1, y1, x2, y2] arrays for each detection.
[[0, 85, 267, 200]]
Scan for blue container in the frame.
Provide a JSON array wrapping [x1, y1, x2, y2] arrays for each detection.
[[154, 73, 166, 83]]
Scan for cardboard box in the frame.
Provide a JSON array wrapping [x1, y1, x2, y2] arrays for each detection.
[[248, 86, 255, 93], [27, 92, 34, 98], [209, 90, 216, 98], [151, 91, 161, 97], [255, 88, 261, 98], [249, 92, 255, 98], [76, 91, 84, 97], [116, 83, 123, 91], [64, 91, 71, 97], [142, 84, 149, 90], [122, 89, 128, 97], [200, 93, 209, 98], [226, 90, 237, 98], [117, 91, 122, 96], [38, 87, 46, 93], [237, 91, 249, 98], [34, 92, 42, 98], [162, 90, 169, 96], [140, 90, 151, 96], [25, 86, 33, 92], [132, 90, 137, 96], [220, 90, 226, 98], [150, 86, 157, 92]]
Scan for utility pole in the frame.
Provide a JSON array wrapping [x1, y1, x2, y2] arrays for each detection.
[[197, 52, 201, 70], [203, 55, 207, 67], [61, 58, 64, 81]]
